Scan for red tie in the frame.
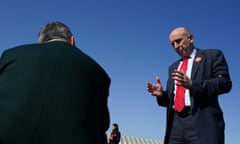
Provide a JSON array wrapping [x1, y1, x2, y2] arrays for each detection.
[[174, 57, 188, 112]]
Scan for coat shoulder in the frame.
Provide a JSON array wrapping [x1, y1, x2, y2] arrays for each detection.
[[197, 48, 223, 55]]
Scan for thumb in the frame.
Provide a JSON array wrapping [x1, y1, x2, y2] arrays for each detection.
[[156, 76, 161, 84]]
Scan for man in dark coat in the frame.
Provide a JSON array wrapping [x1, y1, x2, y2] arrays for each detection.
[[0, 22, 111, 144], [147, 27, 232, 144]]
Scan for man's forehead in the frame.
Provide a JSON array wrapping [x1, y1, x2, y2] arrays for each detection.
[[169, 31, 185, 40], [171, 28, 186, 36]]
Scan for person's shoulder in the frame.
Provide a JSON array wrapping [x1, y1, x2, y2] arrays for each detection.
[[197, 48, 223, 54], [196, 48, 225, 57], [71, 46, 111, 80], [2, 43, 41, 55], [6, 43, 40, 51]]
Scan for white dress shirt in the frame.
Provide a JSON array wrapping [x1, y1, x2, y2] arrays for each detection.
[[174, 49, 196, 106]]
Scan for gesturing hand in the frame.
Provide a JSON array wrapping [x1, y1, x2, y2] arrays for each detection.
[[172, 69, 192, 89], [146, 76, 164, 97]]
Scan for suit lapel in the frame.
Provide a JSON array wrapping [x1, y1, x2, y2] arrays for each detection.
[[191, 49, 203, 79], [169, 61, 180, 99]]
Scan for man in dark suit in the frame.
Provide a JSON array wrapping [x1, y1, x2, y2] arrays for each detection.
[[0, 22, 111, 144], [147, 27, 232, 144]]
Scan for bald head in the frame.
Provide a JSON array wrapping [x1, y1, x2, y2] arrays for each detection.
[[169, 27, 194, 57], [169, 27, 192, 40]]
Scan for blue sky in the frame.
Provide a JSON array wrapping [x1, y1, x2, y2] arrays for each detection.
[[0, 0, 239, 143]]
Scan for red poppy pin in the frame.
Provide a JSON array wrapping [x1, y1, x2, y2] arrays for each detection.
[[195, 57, 202, 62]]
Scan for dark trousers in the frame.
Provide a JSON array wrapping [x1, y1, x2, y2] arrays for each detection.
[[169, 107, 198, 144]]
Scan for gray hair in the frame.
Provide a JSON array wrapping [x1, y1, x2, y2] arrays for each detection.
[[38, 22, 73, 43]]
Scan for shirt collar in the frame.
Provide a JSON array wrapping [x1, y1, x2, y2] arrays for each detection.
[[189, 48, 197, 59]]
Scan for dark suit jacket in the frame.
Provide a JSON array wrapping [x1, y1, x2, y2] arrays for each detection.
[[157, 49, 232, 144], [0, 41, 111, 144]]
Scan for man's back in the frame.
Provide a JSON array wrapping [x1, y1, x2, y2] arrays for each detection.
[[0, 41, 110, 144]]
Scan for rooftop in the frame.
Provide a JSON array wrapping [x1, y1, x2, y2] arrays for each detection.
[[119, 136, 163, 144]]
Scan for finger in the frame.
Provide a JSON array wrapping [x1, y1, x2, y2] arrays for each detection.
[[172, 76, 181, 81], [146, 83, 150, 89], [146, 83, 152, 89], [173, 73, 186, 81], [174, 70, 185, 76], [156, 76, 161, 84], [172, 71, 180, 77]]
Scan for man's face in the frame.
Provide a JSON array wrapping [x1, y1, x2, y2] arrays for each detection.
[[169, 28, 194, 57]]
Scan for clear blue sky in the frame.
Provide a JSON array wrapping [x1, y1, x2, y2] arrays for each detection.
[[0, 0, 239, 143]]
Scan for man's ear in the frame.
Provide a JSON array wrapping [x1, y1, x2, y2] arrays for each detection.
[[69, 36, 75, 46], [189, 34, 194, 43]]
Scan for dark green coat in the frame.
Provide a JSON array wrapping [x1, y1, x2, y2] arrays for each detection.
[[0, 41, 111, 144]]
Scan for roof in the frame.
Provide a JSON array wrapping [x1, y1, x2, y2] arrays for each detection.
[[119, 136, 163, 144]]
